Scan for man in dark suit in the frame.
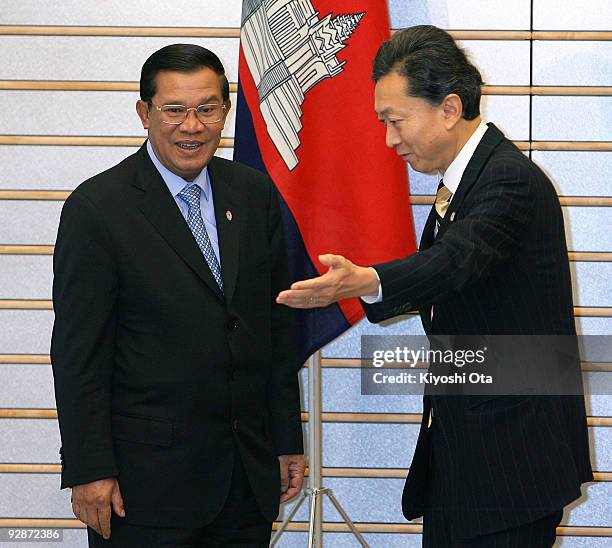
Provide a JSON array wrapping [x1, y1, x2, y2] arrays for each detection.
[[51, 44, 304, 547], [277, 26, 592, 547]]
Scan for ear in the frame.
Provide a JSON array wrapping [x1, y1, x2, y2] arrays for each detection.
[[441, 93, 463, 130], [221, 99, 232, 128], [136, 100, 151, 130]]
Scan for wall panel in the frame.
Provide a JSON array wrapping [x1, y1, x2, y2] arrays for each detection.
[[576, 318, 612, 336], [0, 364, 56, 408], [533, 0, 612, 31], [0, 36, 240, 81], [0, 310, 53, 354], [0, 419, 60, 462], [0, 201, 62, 243], [458, 40, 530, 85], [533, 41, 612, 86], [389, 0, 531, 30], [532, 97, 612, 141], [572, 262, 612, 307], [533, 151, 612, 197], [480, 95, 530, 140], [563, 207, 612, 252], [1, 0, 244, 26]]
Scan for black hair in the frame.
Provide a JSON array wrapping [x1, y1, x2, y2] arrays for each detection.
[[140, 43, 230, 102], [372, 25, 484, 120]]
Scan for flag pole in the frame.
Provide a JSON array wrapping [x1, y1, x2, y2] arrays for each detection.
[[308, 350, 323, 544], [270, 350, 369, 547]]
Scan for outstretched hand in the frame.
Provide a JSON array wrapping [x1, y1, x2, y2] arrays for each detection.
[[276, 254, 379, 308]]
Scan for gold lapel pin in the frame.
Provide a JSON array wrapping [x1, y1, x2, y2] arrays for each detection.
[[450, 212, 456, 221], [226, 210, 233, 221]]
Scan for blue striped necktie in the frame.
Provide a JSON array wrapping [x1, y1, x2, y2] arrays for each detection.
[[177, 184, 224, 293]]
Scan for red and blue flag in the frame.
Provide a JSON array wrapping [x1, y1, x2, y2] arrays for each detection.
[[234, 0, 416, 363]]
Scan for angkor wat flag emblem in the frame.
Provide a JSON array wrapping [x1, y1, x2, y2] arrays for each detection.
[[235, 0, 416, 362]]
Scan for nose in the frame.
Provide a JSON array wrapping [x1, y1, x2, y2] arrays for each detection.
[[179, 108, 204, 133], [385, 123, 401, 149]]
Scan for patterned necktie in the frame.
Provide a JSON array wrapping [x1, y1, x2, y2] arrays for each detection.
[[177, 184, 224, 293], [435, 180, 453, 220]]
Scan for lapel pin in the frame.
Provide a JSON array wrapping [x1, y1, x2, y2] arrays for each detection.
[[450, 212, 456, 221], [226, 210, 233, 221]]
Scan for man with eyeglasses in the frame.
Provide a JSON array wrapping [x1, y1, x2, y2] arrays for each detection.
[[51, 44, 304, 547]]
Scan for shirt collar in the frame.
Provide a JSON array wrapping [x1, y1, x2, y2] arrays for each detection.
[[146, 140, 210, 201], [439, 121, 488, 195]]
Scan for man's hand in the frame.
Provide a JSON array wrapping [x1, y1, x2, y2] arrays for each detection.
[[71, 478, 125, 540], [276, 254, 379, 308], [278, 454, 305, 503]]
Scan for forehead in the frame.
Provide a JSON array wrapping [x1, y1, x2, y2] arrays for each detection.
[[153, 67, 224, 100], [375, 71, 411, 111], [374, 72, 432, 116]]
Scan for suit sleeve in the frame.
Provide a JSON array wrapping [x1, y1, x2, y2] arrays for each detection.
[[51, 191, 119, 488], [364, 156, 534, 323], [265, 182, 304, 456]]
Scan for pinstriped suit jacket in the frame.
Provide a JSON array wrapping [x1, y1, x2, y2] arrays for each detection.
[[363, 123, 592, 537]]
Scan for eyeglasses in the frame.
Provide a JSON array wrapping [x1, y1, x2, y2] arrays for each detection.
[[150, 103, 227, 125]]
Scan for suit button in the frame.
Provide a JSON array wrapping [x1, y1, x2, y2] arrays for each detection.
[[227, 316, 239, 331], [232, 419, 239, 431], [230, 370, 238, 381]]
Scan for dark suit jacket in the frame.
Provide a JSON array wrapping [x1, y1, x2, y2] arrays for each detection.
[[51, 144, 303, 528], [364, 124, 592, 537]]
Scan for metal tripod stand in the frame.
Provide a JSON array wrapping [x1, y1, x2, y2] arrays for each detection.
[[270, 351, 369, 547]]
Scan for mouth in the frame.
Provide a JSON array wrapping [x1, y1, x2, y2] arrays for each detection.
[[175, 141, 204, 151]]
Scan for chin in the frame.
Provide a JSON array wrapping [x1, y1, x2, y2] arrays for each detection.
[[409, 161, 436, 175], [178, 161, 207, 177], [407, 160, 422, 173]]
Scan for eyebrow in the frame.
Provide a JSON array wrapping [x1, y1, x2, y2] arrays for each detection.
[[377, 107, 402, 118], [162, 95, 223, 105]]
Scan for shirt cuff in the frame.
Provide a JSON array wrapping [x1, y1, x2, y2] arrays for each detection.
[[360, 268, 383, 304]]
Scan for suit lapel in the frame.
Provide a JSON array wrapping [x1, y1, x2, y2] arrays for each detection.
[[419, 200, 438, 333], [132, 144, 224, 300], [444, 123, 505, 220], [420, 205, 438, 251], [208, 157, 241, 306]]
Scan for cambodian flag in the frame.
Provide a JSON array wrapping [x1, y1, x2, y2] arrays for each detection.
[[234, 0, 416, 364]]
